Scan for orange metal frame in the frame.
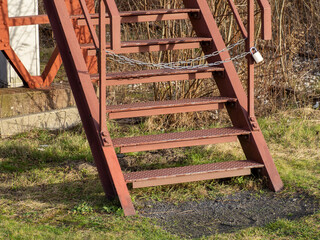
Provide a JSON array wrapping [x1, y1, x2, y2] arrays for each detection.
[[0, 0, 97, 88]]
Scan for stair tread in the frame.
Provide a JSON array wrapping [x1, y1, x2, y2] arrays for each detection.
[[73, 8, 200, 19], [81, 37, 212, 49], [107, 97, 236, 112], [124, 160, 264, 182], [91, 67, 223, 81], [113, 127, 250, 147], [119, 8, 201, 16]]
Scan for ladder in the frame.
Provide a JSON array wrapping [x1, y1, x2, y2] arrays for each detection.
[[43, 0, 283, 216]]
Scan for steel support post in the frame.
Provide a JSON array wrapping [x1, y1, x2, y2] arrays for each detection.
[[247, 0, 257, 128], [43, 0, 135, 216]]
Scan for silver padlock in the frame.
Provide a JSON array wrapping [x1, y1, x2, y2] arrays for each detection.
[[250, 47, 264, 63]]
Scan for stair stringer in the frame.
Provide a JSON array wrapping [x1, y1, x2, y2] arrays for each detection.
[[43, 0, 135, 216], [183, 0, 283, 191]]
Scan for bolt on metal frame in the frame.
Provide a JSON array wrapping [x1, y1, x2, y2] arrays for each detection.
[[42, 0, 283, 216]]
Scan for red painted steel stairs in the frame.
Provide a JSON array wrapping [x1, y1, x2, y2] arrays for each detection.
[[43, 0, 283, 216]]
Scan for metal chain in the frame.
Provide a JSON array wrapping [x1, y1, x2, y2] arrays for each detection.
[[105, 38, 250, 70]]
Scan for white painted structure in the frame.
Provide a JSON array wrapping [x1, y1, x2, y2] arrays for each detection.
[[0, 0, 40, 87]]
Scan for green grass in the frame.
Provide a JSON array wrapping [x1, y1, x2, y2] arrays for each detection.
[[0, 108, 319, 239]]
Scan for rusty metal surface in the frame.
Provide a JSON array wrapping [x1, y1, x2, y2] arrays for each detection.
[[107, 97, 236, 112], [90, 67, 223, 81], [124, 160, 264, 182], [113, 127, 249, 147]]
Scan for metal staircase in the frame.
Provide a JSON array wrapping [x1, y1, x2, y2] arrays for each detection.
[[43, 0, 283, 216]]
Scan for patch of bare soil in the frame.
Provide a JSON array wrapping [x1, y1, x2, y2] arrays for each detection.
[[139, 191, 319, 239]]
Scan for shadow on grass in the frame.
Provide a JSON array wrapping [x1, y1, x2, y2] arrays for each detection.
[[0, 177, 109, 209], [0, 139, 111, 210], [0, 141, 91, 173]]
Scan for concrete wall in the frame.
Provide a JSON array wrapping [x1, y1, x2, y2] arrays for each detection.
[[0, 0, 40, 88], [0, 83, 80, 138]]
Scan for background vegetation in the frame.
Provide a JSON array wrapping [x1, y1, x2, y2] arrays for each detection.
[[39, 0, 320, 125]]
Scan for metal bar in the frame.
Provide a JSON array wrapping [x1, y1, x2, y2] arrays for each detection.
[[43, 0, 135, 216], [227, 0, 248, 38], [87, 42, 203, 55], [114, 128, 249, 147], [119, 136, 238, 153], [99, 0, 107, 134], [103, 66, 220, 79], [126, 160, 263, 181], [83, 37, 211, 49], [93, 72, 215, 86], [89, 66, 223, 82], [79, 0, 99, 48], [41, 46, 63, 86], [0, 0, 10, 50], [247, 0, 255, 120], [131, 168, 251, 188], [8, 15, 49, 26], [7, 11, 191, 28], [103, 0, 121, 50], [183, 0, 283, 192], [109, 103, 225, 119], [256, 0, 272, 40], [78, 13, 192, 25], [65, 0, 98, 75]]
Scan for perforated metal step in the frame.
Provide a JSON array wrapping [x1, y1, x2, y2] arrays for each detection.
[[76, 8, 201, 26], [91, 67, 224, 85], [124, 160, 264, 188], [82, 37, 212, 54], [107, 97, 236, 119], [113, 127, 250, 153]]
